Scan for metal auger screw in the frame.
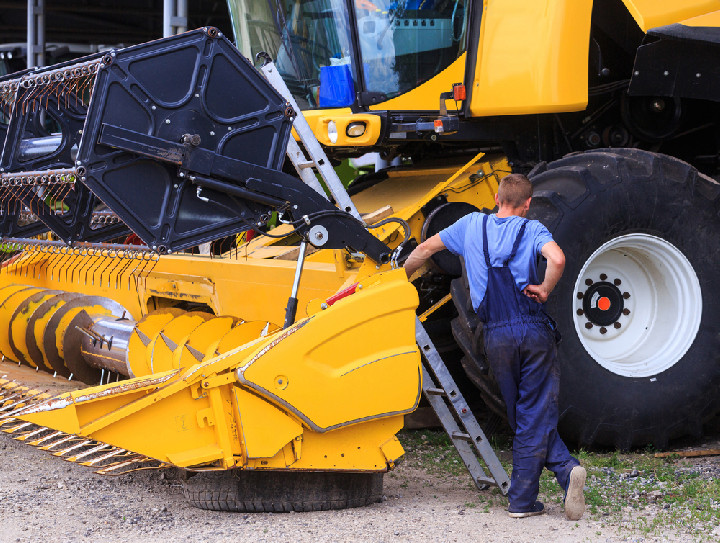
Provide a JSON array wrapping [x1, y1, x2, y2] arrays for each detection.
[[210, 131, 215, 136], [585, 322, 593, 329], [614, 322, 622, 329], [576, 309, 584, 316], [623, 292, 630, 299], [321, 302, 328, 310], [614, 278, 622, 286], [585, 278, 593, 286], [622, 308, 631, 315], [151, 105, 156, 110], [599, 273, 607, 281], [600, 327, 607, 334], [165, 119, 171, 124]]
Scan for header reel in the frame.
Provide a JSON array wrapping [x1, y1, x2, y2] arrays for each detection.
[[0, 27, 390, 262]]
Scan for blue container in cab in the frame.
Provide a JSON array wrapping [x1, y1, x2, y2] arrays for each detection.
[[319, 64, 355, 107]]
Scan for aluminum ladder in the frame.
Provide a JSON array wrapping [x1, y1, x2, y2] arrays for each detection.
[[416, 317, 510, 494]]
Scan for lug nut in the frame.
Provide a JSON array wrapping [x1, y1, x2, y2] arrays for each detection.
[[614, 322, 622, 329], [576, 309, 584, 316], [585, 279, 593, 286], [623, 292, 631, 299], [600, 327, 607, 334], [600, 273, 607, 281], [614, 278, 622, 286], [577, 292, 584, 299], [585, 322, 593, 329], [622, 308, 631, 316]]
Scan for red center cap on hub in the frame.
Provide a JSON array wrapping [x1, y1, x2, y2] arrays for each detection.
[[597, 296, 611, 311]]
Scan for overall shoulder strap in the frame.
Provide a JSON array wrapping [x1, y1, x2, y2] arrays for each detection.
[[503, 219, 528, 266], [481, 214, 491, 267]]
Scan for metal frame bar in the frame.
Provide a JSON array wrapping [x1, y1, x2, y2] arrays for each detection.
[[163, 0, 188, 37], [26, 0, 45, 69]]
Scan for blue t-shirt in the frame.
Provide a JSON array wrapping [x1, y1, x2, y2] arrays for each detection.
[[439, 213, 554, 311]]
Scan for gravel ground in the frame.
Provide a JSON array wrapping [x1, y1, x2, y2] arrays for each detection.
[[0, 433, 704, 543]]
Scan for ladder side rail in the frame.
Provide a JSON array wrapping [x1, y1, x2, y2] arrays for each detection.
[[416, 318, 510, 495], [422, 366, 495, 489], [260, 61, 363, 221]]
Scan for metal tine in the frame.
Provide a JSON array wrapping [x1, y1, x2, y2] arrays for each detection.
[[94, 456, 156, 475], [0, 390, 25, 406], [66, 442, 114, 462], [79, 447, 128, 467], [14, 425, 53, 442], [114, 255, 135, 290], [0, 389, 48, 416], [39, 434, 81, 451], [2, 421, 34, 434], [29, 430, 65, 447], [79, 248, 98, 286], [65, 248, 84, 284], [52, 438, 94, 457]]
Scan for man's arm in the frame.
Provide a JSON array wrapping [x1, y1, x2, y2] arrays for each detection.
[[524, 241, 565, 303], [403, 234, 446, 279]]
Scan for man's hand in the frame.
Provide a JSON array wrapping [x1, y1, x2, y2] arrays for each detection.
[[403, 234, 446, 279], [524, 284, 550, 303], [524, 241, 565, 303]]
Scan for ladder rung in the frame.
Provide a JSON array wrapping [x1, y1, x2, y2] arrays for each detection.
[[451, 431, 472, 443], [425, 387, 445, 396], [297, 161, 315, 169]]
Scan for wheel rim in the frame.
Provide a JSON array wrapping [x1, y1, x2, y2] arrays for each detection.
[[572, 233, 702, 378]]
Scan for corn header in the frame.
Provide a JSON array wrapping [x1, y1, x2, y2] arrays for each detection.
[[0, 27, 428, 511]]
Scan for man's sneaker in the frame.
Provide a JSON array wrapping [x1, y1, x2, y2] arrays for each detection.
[[508, 500, 545, 518], [565, 465, 586, 520]]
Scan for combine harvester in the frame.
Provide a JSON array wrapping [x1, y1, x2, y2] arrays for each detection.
[[3, 0, 720, 512]]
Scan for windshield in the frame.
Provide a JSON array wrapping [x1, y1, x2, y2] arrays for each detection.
[[354, 0, 467, 98], [228, 0, 357, 109], [227, 0, 468, 108]]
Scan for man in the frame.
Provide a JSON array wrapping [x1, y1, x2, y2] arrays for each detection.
[[404, 173, 586, 520]]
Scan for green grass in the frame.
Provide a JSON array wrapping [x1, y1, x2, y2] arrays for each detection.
[[398, 429, 720, 541]]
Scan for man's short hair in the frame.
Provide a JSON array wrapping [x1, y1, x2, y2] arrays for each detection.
[[497, 173, 533, 207]]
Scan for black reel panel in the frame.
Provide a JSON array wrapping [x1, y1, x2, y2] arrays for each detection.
[[0, 54, 129, 243], [76, 28, 293, 253]]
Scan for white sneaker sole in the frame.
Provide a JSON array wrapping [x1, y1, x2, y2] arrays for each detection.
[[508, 509, 546, 519], [565, 466, 586, 521]]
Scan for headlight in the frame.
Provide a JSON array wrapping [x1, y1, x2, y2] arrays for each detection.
[[327, 120, 338, 144], [346, 122, 366, 138]]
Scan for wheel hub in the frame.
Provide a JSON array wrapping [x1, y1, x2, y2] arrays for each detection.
[[581, 280, 625, 327]]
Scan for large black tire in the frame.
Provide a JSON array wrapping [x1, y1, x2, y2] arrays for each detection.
[[183, 470, 383, 512], [452, 149, 720, 450]]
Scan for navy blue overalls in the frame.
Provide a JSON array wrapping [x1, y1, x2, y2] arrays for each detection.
[[476, 214, 578, 512]]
